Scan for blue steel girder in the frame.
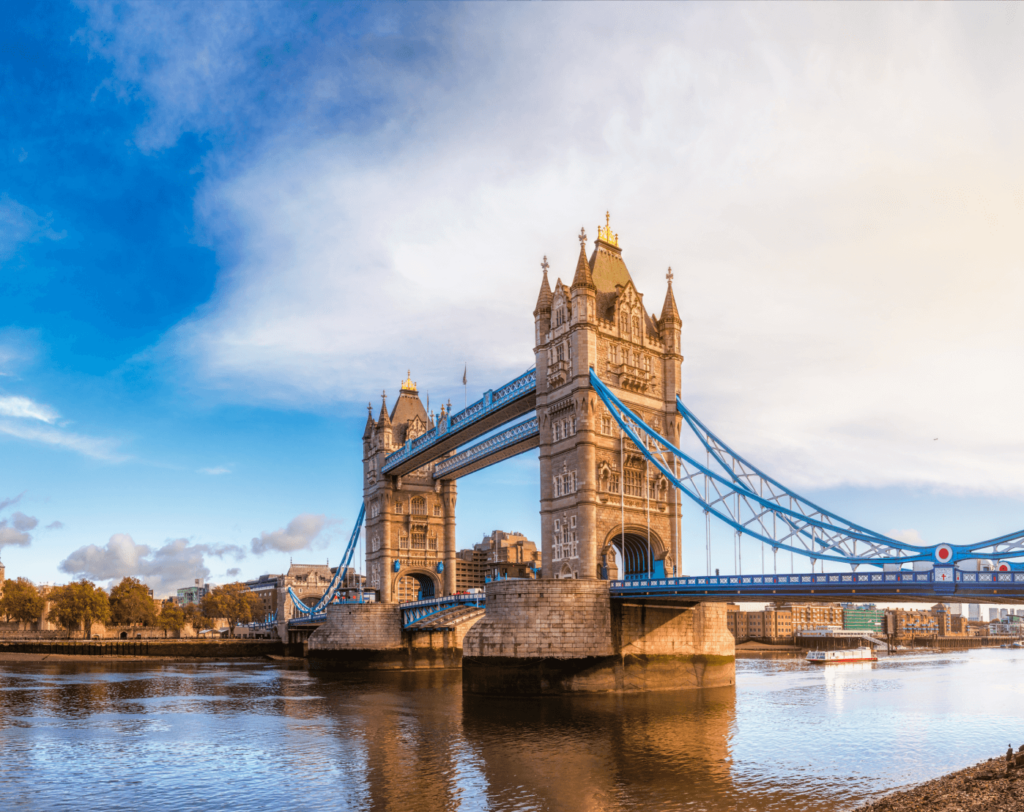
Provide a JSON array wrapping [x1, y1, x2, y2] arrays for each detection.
[[590, 368, 1024, 567], [611, 568, 1024, 605], [288, 503, 365, 617], [432, 416, 539, 480], [383, 368, 537, 478], [400, 593, 486, 628]]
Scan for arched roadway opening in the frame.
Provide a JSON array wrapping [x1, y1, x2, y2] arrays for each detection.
[[602, 527, 668, 580], [393, 569, 440, 603]]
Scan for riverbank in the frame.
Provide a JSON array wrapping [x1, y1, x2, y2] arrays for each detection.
[[736, 640, 803, 652], [0, 639, 284, 659], [852, 752, 1024, 811]]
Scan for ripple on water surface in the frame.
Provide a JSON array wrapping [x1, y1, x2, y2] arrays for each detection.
[[1, 650, 1023, 811]]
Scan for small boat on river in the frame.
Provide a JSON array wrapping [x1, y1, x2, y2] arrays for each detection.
[[806, 646, 878, 664]]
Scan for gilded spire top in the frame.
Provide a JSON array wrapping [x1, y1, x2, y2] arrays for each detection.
[[401, 371, 417, 393], [597, 211, 619, 247]]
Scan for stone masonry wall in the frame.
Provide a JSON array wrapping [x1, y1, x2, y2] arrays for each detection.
[[306, 603, 404, 651], [462, 579, 613, 659], [616, 602, 733, 658]]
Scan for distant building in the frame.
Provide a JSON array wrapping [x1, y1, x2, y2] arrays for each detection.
[[243, 563, 362, 619], [781, 603, 844, 633], [1001, 608, 1010, 621], [455, 548, 489, 591], [989, 608, 999, 622], [841, 603, 884, 634], [454, 531, 541, 591], [968, 604, 981, 621], [884, 608, 940, 636], [177, 579, 212, 606], [726, 605, 793, 642]]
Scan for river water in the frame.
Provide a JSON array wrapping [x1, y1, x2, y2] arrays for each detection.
[[1, 649, 1022, 811]]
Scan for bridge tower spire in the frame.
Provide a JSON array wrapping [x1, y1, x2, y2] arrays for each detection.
[[534, 214, 682, 580]]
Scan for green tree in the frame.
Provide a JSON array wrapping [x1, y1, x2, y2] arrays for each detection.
[[109, 576, 158, 630], [47, 580, 111, 638], [200, 583, 263, 636], [156, 603, 186, 637], [0, 577, 46, 623]]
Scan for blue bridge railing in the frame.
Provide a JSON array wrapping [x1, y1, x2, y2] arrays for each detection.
[[432, 416, 539, 479], [400, 593, 485, 628], [383, 368, 536, 473]]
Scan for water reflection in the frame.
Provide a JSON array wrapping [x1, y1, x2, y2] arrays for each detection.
[[2, 651, 1024, 811]]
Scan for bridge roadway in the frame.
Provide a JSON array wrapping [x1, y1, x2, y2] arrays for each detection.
[[286, 566, 1024, 636], [382, 368, 536, 478]]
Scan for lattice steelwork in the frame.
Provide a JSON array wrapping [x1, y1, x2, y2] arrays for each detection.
[[590, 369, 1024, 567]]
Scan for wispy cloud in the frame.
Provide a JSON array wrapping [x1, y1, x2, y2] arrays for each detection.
[[0, 193, 66, 260], [0, 419, 126, 462], [45, 520, 64, 530], [198, 466, 231, 476], [84, 4, 1024, 497], [0, 395, 59, 423]]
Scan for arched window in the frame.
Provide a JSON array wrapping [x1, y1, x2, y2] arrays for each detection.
[[411, 529, 426, 549], [411, 497, 426, 515], [632, 315, 640, 337]]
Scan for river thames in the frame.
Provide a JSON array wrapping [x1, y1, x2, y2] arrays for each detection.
[[1, 649, 1022, 811]]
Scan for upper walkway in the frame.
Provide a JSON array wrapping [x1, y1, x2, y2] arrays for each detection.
[[609, 568, 1024, 604], [382, 368, 536, 478]]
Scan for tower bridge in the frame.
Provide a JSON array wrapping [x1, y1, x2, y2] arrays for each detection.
[[282, 213, 1024, 692]]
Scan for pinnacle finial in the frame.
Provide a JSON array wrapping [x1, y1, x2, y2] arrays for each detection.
[[367, 402, 373, 414], [381, 389, 387, 403], [597, 212, 619, 247], [666, 266, 674, 285], [579, 227, 587, 247], [541, 255, 549, 275]]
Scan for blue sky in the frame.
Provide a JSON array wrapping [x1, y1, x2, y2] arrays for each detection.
[[2, 2, 1024, 597]]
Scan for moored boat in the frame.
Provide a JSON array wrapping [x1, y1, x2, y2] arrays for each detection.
[[806, 646, 878, 664]]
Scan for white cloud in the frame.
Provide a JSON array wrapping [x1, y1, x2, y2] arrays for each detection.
[[45, 520, 64, 530], [59, 534, 246, 597], [0, 525, 32, 550], [10, 512, 38, 532], [87, 4, 1024, 496], [0, 395, 59, 424], [250, 514, 327, 555], [888, 529, 928, 546], [198, 466, 231, 475]]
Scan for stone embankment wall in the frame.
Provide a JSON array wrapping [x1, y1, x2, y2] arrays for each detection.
[[0, 639, 284, 658], [0, 622, 224, 640], [463, 580, 735, 694], [305, 603, 481, 671]]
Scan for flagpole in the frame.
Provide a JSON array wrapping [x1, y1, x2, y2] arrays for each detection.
[[463, 363, 467, 409]]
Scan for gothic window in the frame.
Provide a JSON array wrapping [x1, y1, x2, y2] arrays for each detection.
[[632, 315, 640, 338], [625, 469, 643, 497], [643, 355, 651, 373], [569, 471, 577, 492], [433, 503, 441, 517], [428, 533, 438, 551], [602, 415, 612, 435], [606, 472, 620, 493], [553, 422, 561, 441], [553, 520, 562, 561], [557, 344, 564, 362], [370, 502, 380, 519], [411, 497, 426, 515], [569, 516, 578, 557], [395, 502, 403, 514], [619, 313, 628, 334], [412, 529, 426, 550], [399, 533, 409, 549], [571, 416, 577, 434], [372, 534, 381, 552], [562, 419, 568, 438]]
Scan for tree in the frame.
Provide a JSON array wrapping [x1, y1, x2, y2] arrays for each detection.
[[47, 580, 111, 637], [0, 577, 46, 624], [200, 583, 263, 636], [109, 577, 158, 630], [181, 602, 203, 633], [156, 603, 186, 637]]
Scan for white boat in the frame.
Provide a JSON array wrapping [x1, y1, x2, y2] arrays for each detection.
[[806, 646, 878, 664]]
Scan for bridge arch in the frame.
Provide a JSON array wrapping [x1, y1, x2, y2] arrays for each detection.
[[391, 568, 440, 603], [601, 526, 670, 580]]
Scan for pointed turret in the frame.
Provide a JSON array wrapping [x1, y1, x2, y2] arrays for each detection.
[[661, 266, 681, 326], [570, 228, 595, 292], [533, 256, 553, 316], [377, 390, 391, 426], [363, 402, 376, 440]]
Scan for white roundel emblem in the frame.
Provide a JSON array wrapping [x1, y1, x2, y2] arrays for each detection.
[[934, 544, 954, 564], [997, 561, 1011, 572]]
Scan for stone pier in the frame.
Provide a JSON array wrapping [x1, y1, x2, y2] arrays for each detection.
[[462, 580, 735, 694], [305, 603, 480, 671]]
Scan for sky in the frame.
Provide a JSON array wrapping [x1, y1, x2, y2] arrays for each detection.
[[1, 2, 1024, 598]]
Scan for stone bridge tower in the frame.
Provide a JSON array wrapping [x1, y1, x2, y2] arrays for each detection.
[[363, 375, 458, 603], [533, 215, 682, 580]]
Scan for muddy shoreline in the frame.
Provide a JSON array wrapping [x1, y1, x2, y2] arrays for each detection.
[[852, 751, 1024, 811]]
